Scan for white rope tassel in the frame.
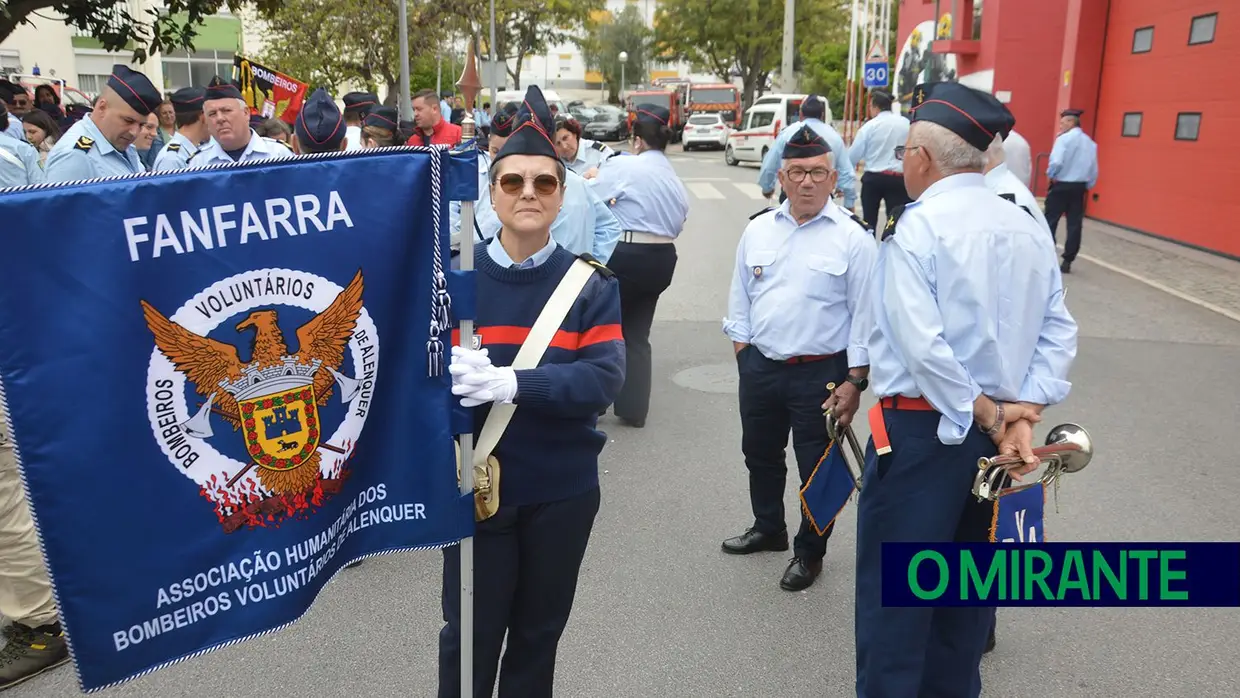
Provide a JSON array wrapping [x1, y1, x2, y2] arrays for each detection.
[[426, 150, 448, 377]]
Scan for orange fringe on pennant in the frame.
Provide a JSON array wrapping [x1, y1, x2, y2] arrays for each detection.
[[799, 439, 858, 537], [988, 481, 1048, 543]]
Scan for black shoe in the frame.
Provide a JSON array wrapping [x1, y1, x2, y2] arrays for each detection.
[[721, 528, 789, 555], [618, 415, 645, 428], [984, 625, 996, 654], [779, 557, 823, 591], [1060, 260, 1072, 274]]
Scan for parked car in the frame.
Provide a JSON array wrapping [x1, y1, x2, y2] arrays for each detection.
[[494, 89, 575, 122], [724, 93, 823, 166], [682, 113, 730, 151], [583, 104, 630, 142]]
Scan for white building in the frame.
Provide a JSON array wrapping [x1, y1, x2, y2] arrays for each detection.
[[512, 0, 715, 92], [1, 2, 251, 98]]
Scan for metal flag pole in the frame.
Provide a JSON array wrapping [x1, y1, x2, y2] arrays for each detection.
[[397, 0, 412, 120], [844, 0, 859, 142], [490, 0, 499, 105], [455, 38, 484, 698]]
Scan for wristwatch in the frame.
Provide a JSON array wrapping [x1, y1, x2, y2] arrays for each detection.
[[844, 375, 869, 392]]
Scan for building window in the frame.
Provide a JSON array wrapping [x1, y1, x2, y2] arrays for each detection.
[[1189, 13, 1217, 45], [160, 49, 236, 91], [1132, 26, 1154, 53], [77, 74, 110, 95], [1121, 112, 1142, 137], [1175, 112, 1201, 141], [0, 49, 20, 72]]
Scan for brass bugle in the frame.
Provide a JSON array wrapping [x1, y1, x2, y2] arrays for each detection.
[[824, 383, 865, 488], [976, 423, 1093, 474]]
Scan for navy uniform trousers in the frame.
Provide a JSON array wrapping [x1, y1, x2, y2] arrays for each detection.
[[606, 240, 678, 424], [1043, 181, 1088, 263], [739, 347, 847, 560], [438, 487, 601, 698], [855, 402, 996, 698]]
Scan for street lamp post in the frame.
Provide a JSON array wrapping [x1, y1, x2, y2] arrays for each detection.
[[619, 51, 628, 104]]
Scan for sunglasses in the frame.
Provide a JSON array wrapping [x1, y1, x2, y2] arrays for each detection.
[[497, 173, 561, 196]]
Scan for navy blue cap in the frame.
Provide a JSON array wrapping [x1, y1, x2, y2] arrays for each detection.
[[800, 94, 827, 119], [490, 102, 520, 137], [170, 86, 205, 115], [998, 104, 1016, 139], [295, 88, 346, 153], [634, 103, 670, 127], [205, 76, 243, 102], [909, 82, 1007, 152], [363, 105, 398, 130], [1061, 108, 1084, 117], [494, 85, 558, 163], [107, 65, 161, 116], [783, 124, 830, 159], [342, 92, 378, 114]]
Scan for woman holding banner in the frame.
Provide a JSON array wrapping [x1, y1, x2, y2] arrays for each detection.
[[439, 85, 624, 698]]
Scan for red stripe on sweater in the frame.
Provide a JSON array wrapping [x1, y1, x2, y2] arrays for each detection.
[[451, 324, 623, 350]]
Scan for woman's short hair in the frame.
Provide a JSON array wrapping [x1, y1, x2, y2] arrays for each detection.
[[362, 125, 398, 147], [554, 118, 581, 138], [256, 118, 291, 139], [634, 120, 672, 151]]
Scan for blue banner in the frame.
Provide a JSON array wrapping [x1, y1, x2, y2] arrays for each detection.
[[881, 542, 1240, 607], [0, 147, 475, 691], [991, 482, 1045, 543], [799, 438, 858, 535]]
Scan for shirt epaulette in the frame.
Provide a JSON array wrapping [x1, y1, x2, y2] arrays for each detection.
[[749, 205, 775, 221], [578, 253, 614, 278], [590, 141, 607, 152], [265, 137, 293, 151], [882, 204, 906, 242], [166, 142, 182, 152], [74, 136, 94, 152], [186, 149, 201, 162], [845, 209, 872, 233], [997, 191, 1037, 221], [998, 192, 1017, 204]]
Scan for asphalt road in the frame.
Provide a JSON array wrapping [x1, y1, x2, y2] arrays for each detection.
[[13, 149, 1240, 697]]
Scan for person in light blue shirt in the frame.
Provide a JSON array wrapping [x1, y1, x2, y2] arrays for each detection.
[[1044, 107, 1099, 274], [848, 89, 912, 230], [856, 82, 1077, 698], [45, 65, 161, 183], [153, 87, 209, 172], [722, 125, 875, 593], [758, 94, 856, 209], [587, 103, 689, 427], [0, 105, 46, 187]]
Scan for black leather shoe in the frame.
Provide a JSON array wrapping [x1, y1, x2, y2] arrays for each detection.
[[721, 528, 789, 555], [1060, 260, 1072, 274], [984, 624, 996, 654], [779, 557, 823, 591], [618, 415, 646, 428]]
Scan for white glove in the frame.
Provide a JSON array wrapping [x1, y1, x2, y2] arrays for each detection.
[[449, 346, 492, 389], [451, 365, 518, 407]]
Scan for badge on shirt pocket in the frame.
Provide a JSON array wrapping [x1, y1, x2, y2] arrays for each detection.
[[470, 333, 483, 350], [746, 250, 777, 280]]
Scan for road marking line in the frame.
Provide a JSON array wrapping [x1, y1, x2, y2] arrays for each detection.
[[1073, 250, 1240, 324], [687, 182, 725, 200], [731, 182, 768, 200], [681, 177, 731, 182]]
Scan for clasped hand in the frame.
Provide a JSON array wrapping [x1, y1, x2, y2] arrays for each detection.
[[982, 399, 1043, 480], [449, 346, 518, 407]]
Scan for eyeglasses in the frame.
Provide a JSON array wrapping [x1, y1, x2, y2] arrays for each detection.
[[784, 168, 833, 183], [497, 173, 561, 196], [894, 145, 925, 161]]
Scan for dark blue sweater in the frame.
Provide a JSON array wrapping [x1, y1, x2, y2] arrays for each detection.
[[454, 244, 625, 506]]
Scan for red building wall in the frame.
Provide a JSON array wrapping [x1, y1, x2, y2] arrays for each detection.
[[1089, 0, 1240, 257]]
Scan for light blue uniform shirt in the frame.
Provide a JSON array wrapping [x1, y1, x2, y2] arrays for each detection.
[[867, 173, 1078, 444], [588, 149, 689, 239], [564, 138, 614, 175], [487, 232, 558, 269], [453, 156, 621, 263], [848, 111, 909, 174], [759, 118, 857, 208], [724, 199, 876, 365], [0, 131, 46, 187], [4, 118, 26, 143], [45, 117, 144, 183], [1047, 127, 1098, 187], [187, 130, 294, 168], [152, 131, 202, 172]]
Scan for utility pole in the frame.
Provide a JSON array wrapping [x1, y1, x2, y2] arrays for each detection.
[[397, 0, 412, 119], [780, 0, 796, 92], [490, 0, 498, 104]]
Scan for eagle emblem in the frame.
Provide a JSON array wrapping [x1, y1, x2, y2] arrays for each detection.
[[141, 270, 368, 529]]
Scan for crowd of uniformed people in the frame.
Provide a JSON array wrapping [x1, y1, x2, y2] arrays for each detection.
[[0, 60, 1091, 698]]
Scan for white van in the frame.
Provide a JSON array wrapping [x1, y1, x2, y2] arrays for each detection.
[[493, 89, 574, 122], [725, 93, 830, 166]]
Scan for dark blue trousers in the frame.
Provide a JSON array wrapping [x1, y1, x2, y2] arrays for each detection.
[[854, 408, 996, 698], [438, 487, 600, 698]]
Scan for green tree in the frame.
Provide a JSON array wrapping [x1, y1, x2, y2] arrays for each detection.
[[579, 6, 649, 103], [652, 0, 846, 109], [800, 3, 901, 118], [478, 0, 604, 89], [0, 0, 283, 61], [258, 0, 469, 102]]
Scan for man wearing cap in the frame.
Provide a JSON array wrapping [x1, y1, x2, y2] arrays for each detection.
[[341, 91, 377, 150], [45, 65, 161, 182], [152, 87, 209, 171], [1044, 108, 1098, 273], [758, 94, 857, 210], [587, 103, 689, 428], [291, 88, 348, 154], [186, 77, 293, 168], [855, 81, 1076, 697], [848, 89, 912, 231], [985, 109, 1051, 238], [722, 124, 876, 592], [408, 88, 462, 147]]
